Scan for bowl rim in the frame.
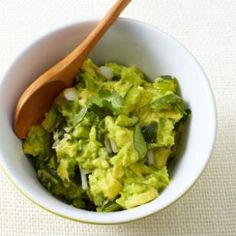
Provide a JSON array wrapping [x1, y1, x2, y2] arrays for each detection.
[[0, 17, 217, 224]]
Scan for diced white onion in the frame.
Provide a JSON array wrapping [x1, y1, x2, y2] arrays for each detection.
[[64, 133, 72, 140], [81, 174, 88, 190], [52, 133, 71, 149], [52, 131, 60, 149], [110, 139, 118, 153], [99, 66, 113, 80], [147, 150, 154, 165], [64, 127, 70, 133], [53, 131, 60, 141], [52, 141, 59, 149], [80, 169, 91, 190], [63, 87, 78, 101], [80, 169, 91, 175]]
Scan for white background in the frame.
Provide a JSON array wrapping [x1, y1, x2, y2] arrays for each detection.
[[0, 0, 235, 235]]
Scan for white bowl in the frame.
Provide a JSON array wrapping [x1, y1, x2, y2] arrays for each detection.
[[0, 18, 216, 224]]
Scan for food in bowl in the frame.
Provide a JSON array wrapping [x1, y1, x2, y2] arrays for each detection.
[[22, 59, 190, 212]]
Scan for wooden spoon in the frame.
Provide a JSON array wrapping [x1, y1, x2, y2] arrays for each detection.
[[14, 0, 131, 138]]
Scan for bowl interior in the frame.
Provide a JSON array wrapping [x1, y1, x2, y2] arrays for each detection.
[[0, 18, 216, 224]]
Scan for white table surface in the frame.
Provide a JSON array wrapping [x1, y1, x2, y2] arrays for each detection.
[[0, 1, 235, 235]]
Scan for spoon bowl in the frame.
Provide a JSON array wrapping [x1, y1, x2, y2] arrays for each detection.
[[14, 80, 65, 138]]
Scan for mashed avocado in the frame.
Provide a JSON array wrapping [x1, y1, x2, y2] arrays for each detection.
[[22, 59, 190, 211]]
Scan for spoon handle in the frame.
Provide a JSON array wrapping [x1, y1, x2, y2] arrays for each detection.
[[58, 0, 131, 86], [76, 0, 132, 57]]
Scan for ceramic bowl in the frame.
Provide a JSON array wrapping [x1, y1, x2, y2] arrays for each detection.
[[0, 18, 216, 224]]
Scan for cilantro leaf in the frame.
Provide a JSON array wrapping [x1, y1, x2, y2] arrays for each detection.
[[133, 125, 147, 159], [142, 122, 158, 143], [99, 89, 123, 113], [151, 93, 186, 114], [89, 89, 123, 114]]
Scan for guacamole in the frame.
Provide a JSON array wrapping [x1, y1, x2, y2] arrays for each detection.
[[22, 59, 190, 212]]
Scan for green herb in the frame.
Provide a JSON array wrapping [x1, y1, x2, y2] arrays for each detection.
[[89, 89, 123, 114], [151, 93, 186, 114], [73, 107, 87, 126], [134, 125, 147, 159], [99, 89, 123, 113], [99, 200, 121, 212], [142, 122, 158, 143]]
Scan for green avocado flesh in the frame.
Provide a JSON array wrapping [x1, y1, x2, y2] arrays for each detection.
[[22, 59, 190, 212]]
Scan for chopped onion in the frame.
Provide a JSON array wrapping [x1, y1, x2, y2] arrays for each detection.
[[110, 139, 118, 153], [52, 133, 71, 149], [99, 66, 113, 80], [53, 131, 60, 141], [63, 133, 72, 140], [80, 169, 91, 190], [64, 127, 70, 133], [52, 131, 60, 149], [52, 141, 59, 149], [147, 150, 154, 165], [63, 87, 78, 101]]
